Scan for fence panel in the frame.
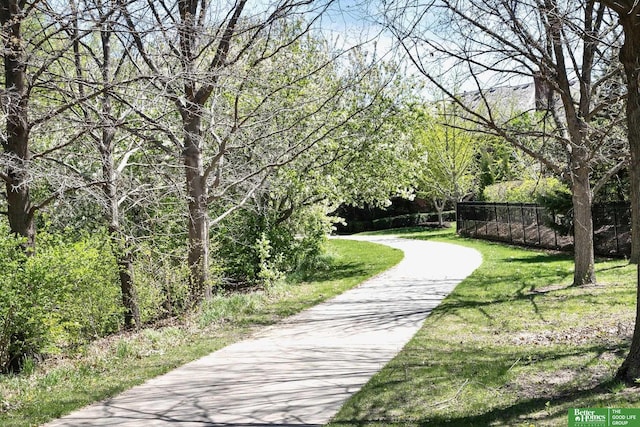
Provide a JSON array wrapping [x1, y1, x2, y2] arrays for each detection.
[[457, 201, 630, 258]]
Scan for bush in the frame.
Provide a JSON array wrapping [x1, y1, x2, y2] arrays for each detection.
[[482, 178, 573, 234], [0, 232, 43, 373], [482, 178, 570, 203], [217, 204, 334, 285], [132, 244, 191, 322], [25, 230, 122, 352], [0, 227, 123, 372], [536, 183, 573, 235]]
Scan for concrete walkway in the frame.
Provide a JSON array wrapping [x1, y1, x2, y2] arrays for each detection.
[[44, 236, 482, 427]]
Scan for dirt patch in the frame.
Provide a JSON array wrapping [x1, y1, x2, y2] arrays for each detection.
[[507, 363, 618, 402], [504, 368, 577, 401], [527, 284, 571, 294], [508, 322, 632, 347]]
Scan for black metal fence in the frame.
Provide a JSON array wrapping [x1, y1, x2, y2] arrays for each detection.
[[456, 201, 631, 257]]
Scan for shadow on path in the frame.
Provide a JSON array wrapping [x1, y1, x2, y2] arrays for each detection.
[[44, 236, 482, 427]]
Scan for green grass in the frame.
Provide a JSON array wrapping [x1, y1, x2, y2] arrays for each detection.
[[0, 238, 402, 427], [330, 226, 640, 427]]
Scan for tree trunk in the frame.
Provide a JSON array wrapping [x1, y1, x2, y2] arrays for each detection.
[[99, 20, 140, 329], [183, 114, 211, 303], [571, 157, 596, 286], [434, 198, 445, 227], [615, 7, 640, 383], [630, 153, 640, 265], [105, 164, 140, 329], [618, 267, 640, 383], [629, 76, 640, 264], [115, 245, 140, 329], [1, 1, 35, 252], [624, 23, 640, 265]]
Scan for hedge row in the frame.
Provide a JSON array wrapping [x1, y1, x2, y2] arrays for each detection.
[[336, 211, 456, 234]]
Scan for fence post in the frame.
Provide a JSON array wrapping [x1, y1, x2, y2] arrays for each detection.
[[552, 210, 558, 249], [536, 205, 542, 245], [473, 205, 478, 236], [507, 203, 513, 243], [613, 204, 620, 254], [485, 203, 489, 236], [521, 203, 526, 244], [494, 203, 499, 237]]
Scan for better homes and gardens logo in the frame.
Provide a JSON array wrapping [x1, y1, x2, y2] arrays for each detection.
[[569, 408, 640, 426], [571, 409, 607, 426]]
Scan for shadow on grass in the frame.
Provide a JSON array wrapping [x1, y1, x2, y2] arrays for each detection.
[[598, 263, 632, 273], [505, 253, 573, 264], [332, 341, 631, 427], [408, 382, 613, 427], [426, 267, 573, 324], [291, 261, 372, 283], [333, 226, 636, 427], [358, 226, 455, 237], [331, 382, 613, 426]]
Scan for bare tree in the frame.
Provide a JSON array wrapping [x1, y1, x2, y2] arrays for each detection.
[[0, 1, 120, 251], [594, 0, 640, 384], [384, 0, 626, 285], [1, 0, 39, 250], [57, 0, 143, 328], [116, 0, 393, 302]]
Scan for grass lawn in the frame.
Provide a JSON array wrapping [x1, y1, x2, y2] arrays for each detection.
[[0, 238, 402, 427], [330, 226, 640, 427]]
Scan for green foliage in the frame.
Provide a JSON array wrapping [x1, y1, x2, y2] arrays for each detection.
[[0, 226, 122, 372], [536, 182, 574, 235], [477, 136, 527, 195], [217, 204, 334, 285], [0, 238, 402, 426], [0, 232, 42, 373], [414, 105, 479, 204], [483, 177, 574, 235], [331, 228, 638, 426], [27, 231, 122, 351], [255, 233, 285, 291], [132, 245, 191, 323], [482, 177, 570, 203], [197, 293, 265, 327]]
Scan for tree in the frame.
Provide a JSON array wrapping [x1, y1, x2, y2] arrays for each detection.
[[0, 0, 130, 368], [60, 0, 142, 328], [231, 56, 422, 277], [384, 0, 627, 285], [595, 0, 640, 384], [1, 1, 40, 251], [0, 2, 115, 251], [118, 0, 397, 302], [415, 103, 477, 225]]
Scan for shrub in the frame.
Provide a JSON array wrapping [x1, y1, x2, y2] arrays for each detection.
[[132, 244, 191, 323], [536, 182, 573, 235], [25, 230, 122, 352], [482, 178, 569, 203], [0, 227, 122, 371], [217, 204, 334, 285], [0, 232, 44, 373]]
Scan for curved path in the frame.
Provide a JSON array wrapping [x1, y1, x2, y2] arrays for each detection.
[[44, 236, 482, 427]]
